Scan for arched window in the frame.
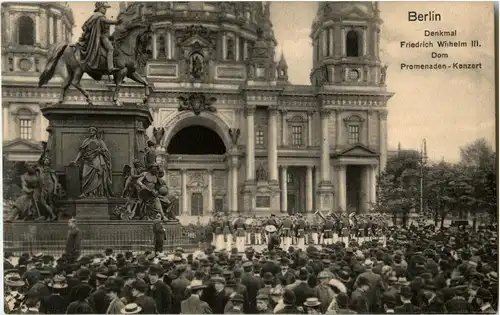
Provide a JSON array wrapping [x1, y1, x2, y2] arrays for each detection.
[[346, 30, 360, 57], [18, 16, 35, 45]]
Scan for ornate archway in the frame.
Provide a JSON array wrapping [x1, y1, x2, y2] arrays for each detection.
[[161, 111, 232, 150]]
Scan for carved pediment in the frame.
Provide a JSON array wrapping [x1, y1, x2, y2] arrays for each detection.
[[342, 5, 372, 19], [178, 25, 215, 48], [338, 144, 378, 157], [179, 35, 214, 49], [3, 139, 43, 153]]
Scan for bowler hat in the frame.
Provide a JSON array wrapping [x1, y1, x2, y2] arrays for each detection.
[[283, 289, 296, 305]]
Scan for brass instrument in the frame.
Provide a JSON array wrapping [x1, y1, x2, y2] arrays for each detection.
[[315, 210, 327, 222]]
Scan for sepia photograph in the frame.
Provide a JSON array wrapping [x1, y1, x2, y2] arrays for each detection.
[[1, 1, 497, 314]]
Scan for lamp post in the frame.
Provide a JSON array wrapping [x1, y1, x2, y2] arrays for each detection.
[[420, 139, 428, 214]]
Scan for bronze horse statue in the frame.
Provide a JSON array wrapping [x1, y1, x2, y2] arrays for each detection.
[[38, 19, 153, 107]]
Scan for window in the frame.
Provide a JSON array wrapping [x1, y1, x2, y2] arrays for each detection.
[[20, 119, 33, 140], [348, 125, 360, 144], [239, 38, 245, 61], [346, 30, 360, 57], [256, 129, 264, 145], [292, 125, 303, 146], [287, 172, 294, 184], [226, 37, 234, 60], [18, 16, 35, 45], [158, 35, 166, 58]]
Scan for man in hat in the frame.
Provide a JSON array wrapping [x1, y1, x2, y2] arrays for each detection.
[[78, 2, 121, 73], [295, 214, 307, 249], [256, 293, 274, 313], [68, 268, 93, 303], [41, 275, 68, 314], [226, 293, 245, 314], [394, 286, 421, 314], [350, 276, 370, 313], [65, 218, 81, 264], [171, 264, 190, 313], [147, 264, 172, 313], [234, 216, 246, 253], [354, 259, 385, 312], [315, 271, 334, 313], [181, 280, 212, 314], [275, 289, 301, 314], [131, 279, 158, 314], [280, 215, 293, 250], [292, 268, 316, 307], [89, 269, 110, 314], [104, 278, 125, 314]]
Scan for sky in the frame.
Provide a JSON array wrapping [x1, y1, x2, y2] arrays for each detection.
[[69, 1, 496, 162]]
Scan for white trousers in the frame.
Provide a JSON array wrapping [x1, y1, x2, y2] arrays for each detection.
[[297, 237, 305, 249], [246, 233, 252, 244], [255, 233, 262, 245], [311, 233, 319, 245], [282, 237, 292, 250], [226, 234, 233, 252], [215, 234, 224, 252], [236, 236, 245, 253]]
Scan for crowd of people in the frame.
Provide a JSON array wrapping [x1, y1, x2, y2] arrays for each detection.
[[3, 214, 498, 314]]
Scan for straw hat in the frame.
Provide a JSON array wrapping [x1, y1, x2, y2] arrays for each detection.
[[187, 279, 207, 290], [120, 303, 142, 314]]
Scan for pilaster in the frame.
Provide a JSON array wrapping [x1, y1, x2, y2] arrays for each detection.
[[281, 108, 288, 146], [379, 110, 388, 172], [267, 105, 279, 184], [280, 166, 287, 213]]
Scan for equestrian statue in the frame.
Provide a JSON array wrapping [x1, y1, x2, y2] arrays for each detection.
[[38, 2, 153, 106]]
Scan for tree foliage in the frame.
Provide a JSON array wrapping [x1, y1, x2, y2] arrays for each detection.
[[376, 139, 497, 226]]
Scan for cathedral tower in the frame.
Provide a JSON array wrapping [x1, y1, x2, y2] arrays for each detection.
[[310, 2, 384, 87]]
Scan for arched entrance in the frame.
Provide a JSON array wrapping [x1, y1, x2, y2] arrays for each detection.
[[167, 125, 226, 155], [163, 113, 231, 216]]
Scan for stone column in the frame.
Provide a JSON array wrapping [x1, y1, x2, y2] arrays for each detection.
[[307, 110, 313, 146], [280, 166, 287, 213], [337, 165, 347, 211], [335, 109, 342, 149], [362, 27, 367, 56], [235, 36, 240, 61], [57, 17, 62, 43], [281, 109, 287, 146], [361, 166, 370, 213], [207, 169, 214, 213], [329, 28, 334, 56], [340, 27, 346, 57], [268, 106, 278, 182], [3, 10, 10, 44], [245, 106, 255, 181], [167, 31, 172, 59], [181, 169, 188, 215], [222, 33, 227, 60], [243, 40, 248, 60], [3, 106, 9, 137], [369, 165, 377, 206], [322, 30, 327, 57], [152, 33, 157, 59], [334, 24, 341, 58], [379, 110, 388, 172], [320, 109, 331, 182], [35, 13, 41, 45], [306, 166, 313, 212], [230, 155, 239, 212], [48, 15, 53, 45]]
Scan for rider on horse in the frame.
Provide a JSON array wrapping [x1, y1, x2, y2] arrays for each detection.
[[78, 2, 121, 73]]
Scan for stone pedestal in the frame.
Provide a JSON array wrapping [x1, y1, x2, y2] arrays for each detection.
[[317, 182, 335, 212], [42, 104, 153, 198], [74, 198, 110, 220], [242, 180, 256, 213]]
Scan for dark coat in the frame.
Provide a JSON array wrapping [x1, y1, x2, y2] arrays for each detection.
[[422, 295, 446, 314], [65, 227, 81, 259], [275, 305, 302, 314], [350, 289, 370, 314], [135, 294, 158, 314], [212, 290, 230, 314], [241, 273, 262, 313], [181, 295, 212, 314], [171, 275, 191, 313], [235, 282, 250, 313], [394, 302, 422, 314], [147, 280, 173, 314], [68, 282, 93, 303], [65, 300, 93, 314], [40, 294, 68, 314], [292, 282, 317, 307], [89, 286, 109, 314], [277, 270, 295, 286]]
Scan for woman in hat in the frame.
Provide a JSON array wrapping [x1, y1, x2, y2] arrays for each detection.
[[41, 275, 68, 314]]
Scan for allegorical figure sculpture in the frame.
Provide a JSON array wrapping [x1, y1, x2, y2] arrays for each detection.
[[144, 140, 157, 168], [37, 156, 61, 218], [380, 64, 388, 84], [190, 53, 204, 79], [38, 2, 153, 106], [122, 159, 144, 198], [7, 163, 57, 221], [71, 127, 113, 198]]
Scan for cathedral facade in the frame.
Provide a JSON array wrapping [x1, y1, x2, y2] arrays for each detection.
[[2, 2, 393, 216]]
